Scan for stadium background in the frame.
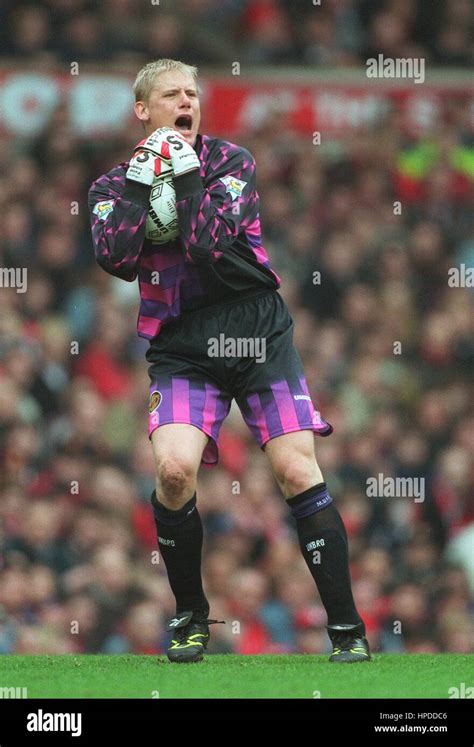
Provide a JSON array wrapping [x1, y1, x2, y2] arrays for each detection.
[[0, 0, 472, 659]]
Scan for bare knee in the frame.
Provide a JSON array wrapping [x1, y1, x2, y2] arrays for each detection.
[[156, 457, 197, 508], [265, 432, 324, 498], [273, 456, 323, 498]]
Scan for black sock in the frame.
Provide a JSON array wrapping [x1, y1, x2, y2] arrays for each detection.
[[151, 490, 209, 616], [287, 483, 364, 630]]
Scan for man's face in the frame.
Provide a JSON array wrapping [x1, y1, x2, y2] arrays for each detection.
[[135, 70, 201, 146]]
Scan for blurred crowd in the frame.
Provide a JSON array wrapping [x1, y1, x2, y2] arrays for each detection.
[[1, 91, 473, 656], [1, 0, 473, 69], [0, 0, 473, 658]]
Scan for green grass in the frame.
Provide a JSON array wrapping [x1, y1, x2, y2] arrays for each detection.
[[0, 654, 471, 699]]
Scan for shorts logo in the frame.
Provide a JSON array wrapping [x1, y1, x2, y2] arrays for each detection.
[[149, 390, 162, 413], [93, 200, 115, 221], [220, 175, 247, 201]]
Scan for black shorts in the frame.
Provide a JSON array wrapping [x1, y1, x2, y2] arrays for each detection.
[[146, 289, 332, 465]]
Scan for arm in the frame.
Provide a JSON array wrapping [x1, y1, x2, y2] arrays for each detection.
[[128, 128, 257, 266], [174, 146, 257, 265], [88, 175, 151, 282]]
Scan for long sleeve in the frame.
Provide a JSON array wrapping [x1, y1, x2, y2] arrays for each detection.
[[173, 144, 258, 266], [88, 170, 151, 282]]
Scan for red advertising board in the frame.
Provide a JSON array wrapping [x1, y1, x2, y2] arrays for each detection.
[[0, 71, 472, 139]]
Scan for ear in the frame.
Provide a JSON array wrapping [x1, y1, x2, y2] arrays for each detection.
[[134, 101, 150, 123]]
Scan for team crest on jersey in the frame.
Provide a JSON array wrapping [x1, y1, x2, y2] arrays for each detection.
[[220, 176, 247, 201], [93, 200, 115, 221], [149, 390, 162, 413]]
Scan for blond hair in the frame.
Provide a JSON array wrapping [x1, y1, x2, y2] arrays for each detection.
[[133, 59, 199, 102]]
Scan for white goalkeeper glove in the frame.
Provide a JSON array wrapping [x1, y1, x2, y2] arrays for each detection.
[[130, 127, 200, 178], [126, 145, 173, 186]]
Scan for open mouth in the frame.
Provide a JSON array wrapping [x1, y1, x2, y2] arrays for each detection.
[[174, 114, 193, 133]]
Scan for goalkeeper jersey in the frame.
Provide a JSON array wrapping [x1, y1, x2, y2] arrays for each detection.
[[88, 133, 280, 341]]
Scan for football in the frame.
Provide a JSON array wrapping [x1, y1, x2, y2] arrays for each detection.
[[145, 169, 179, 244]]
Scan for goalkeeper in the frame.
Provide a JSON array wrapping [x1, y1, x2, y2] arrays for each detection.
[[88, 59, 370, 665]]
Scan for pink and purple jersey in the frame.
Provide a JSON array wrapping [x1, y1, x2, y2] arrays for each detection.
[[88, 134, 280, 340]]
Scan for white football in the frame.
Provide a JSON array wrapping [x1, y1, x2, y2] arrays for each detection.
[[145, 169, 179, 244]]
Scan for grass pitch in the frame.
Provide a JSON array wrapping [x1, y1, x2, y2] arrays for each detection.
[[0, 654, 471, 699]]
